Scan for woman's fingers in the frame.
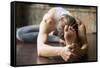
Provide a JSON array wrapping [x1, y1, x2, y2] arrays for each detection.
[[60, 46, 79, 62], [61, 51, 77, 62], [61, 51, 71, 61]]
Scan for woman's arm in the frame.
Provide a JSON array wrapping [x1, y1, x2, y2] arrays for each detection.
[[78, 24, 88, 56], [37, 32, 63, 57], [37, 15, 71, 59]]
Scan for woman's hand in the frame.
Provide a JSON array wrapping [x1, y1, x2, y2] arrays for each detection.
[[66, 43, 84, 61], [71, 44, 83, 58], [60, 46, 78, 62]]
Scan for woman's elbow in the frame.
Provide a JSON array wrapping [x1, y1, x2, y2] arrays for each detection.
[[37, 42, 42, 56]]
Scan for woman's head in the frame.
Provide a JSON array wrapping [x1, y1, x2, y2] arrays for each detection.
[[57, 15, 78, 33]]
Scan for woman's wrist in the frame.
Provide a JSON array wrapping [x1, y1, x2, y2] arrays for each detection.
[[58, 47, 69, 56]]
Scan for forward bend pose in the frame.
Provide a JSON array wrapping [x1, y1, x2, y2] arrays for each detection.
[[17, 7, 88, 62]]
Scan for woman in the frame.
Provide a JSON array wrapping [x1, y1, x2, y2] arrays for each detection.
[[16, 7, 88, 62]]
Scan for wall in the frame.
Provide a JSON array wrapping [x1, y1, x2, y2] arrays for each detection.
[[16, 3, 97, 33]]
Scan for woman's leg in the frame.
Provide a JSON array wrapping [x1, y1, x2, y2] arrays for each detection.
[[16, 25, 60, 43], [48, 35, 60, 43], [16, 25, 39, 42]]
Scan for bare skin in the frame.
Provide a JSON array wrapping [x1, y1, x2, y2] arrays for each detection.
[[37, 8, 88, 62]]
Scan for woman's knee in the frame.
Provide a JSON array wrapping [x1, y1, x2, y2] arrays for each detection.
[[16, 28, 25, 41]]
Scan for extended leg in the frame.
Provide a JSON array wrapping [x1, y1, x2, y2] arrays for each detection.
[[16, 25, 60, 43]]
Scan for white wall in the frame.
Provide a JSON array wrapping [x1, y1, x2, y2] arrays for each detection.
[[0, 0, 99, 68]]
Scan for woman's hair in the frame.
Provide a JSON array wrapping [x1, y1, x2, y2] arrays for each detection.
[[56, 15, 78, 33], [62, 14, 78, 32]]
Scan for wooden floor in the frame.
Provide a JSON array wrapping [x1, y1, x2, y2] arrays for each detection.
[[16, 41, 65, 65], [16, 33, 97, 66]]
